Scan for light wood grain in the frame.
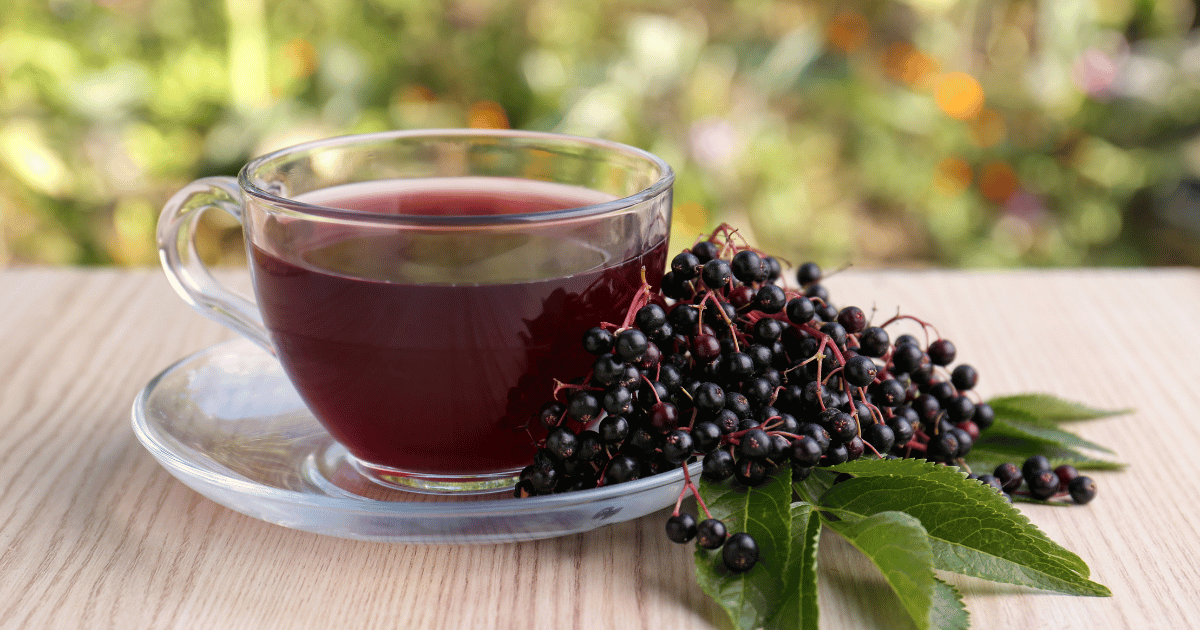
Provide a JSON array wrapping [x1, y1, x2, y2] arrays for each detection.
[[2, 268, 1199, 629]]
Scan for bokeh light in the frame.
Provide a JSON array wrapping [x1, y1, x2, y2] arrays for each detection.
[[1, 0, 1199, 269]]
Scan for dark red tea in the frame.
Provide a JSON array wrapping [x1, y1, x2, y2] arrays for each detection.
[[251, 180, 667, 477]]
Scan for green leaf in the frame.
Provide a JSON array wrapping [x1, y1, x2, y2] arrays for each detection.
[[765, 502, 821, 630], [967, 442, 1126, 473], [930, 577, 970, 630], [696, 468, 794, 630], [814, 459, 1111, 596], [988, 393, 1131, 422], [984, 415, 1115, 454], [821, 510, 943, 630]]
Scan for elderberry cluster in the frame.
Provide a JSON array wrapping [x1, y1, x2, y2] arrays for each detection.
[[516, 226, 1094, 573]]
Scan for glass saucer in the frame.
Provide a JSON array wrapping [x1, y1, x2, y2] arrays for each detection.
[[132, 337, 701, 543]]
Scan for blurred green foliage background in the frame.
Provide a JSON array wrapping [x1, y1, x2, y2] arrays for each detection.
[[3, 0, 1200, 269]]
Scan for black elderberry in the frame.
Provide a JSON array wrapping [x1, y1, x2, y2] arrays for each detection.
[[823, 442, 849, 465], [604, 455, 640, 485], [598, 415, 630, 444], [692, 334, 722, 363], [739, 429, 772, 459], [545, 426, 578, 460], [976, 474, 1004, 494], [722, 532, 759, 573], [789, 435, 823, 467], [825, 411, 858, 444], [763, 256, 782, 281], [752, 318, 784, 344], [649, 320, 674, 344], [755, 284, 787, 314], [615, 329, 649, 362], [731, 250, 765, 283], [702, 259, 733, 289], [694, 382, 726, 412], [875, 379, 906, 407], [1068, 476, 1096, 504], [697, 519, 728, 549], [713, 409, 740, 434], [724, 392, 752, 419], [928, 339, 957, 366], [692, 241, 720, 263], [537, 402, 565, 429], [528, 466, 559, 493], [532, 448, 556, 472], [973, 403, 995, 430], [582, 327, 615, 355], [819, 322, 848, 349], [668, 304, 700, 332], [993, 462, 1022, 493], [928, 381, 956, 403], [702, 449, 735, 481], [844, 355, 878, 387], [738, 418, 761, 431], [1022, 455, 1052, 483], [756, 405, 781, 424], [911, 394, 941, 425], [728, 285, 755, 309], [802, 381, 834, 410], [666, 513, 698, 544], [603, 385, 634, 416], [734, 458, 769, 486], [660, 271, 688, 299], [844, 436, 865, 460], [926, 431, 959, 463], [658, 364, 683, 392], [692, 421, 723, 453], [773, 412, 800, 434], [638, 379, 669, 408], [1027, 470, 1059, 501], [894, 334, 920, 347], [744, 344, 774, 372], [797, 262, 822, 287], [662, 430, 695, 464], [806, 282, 830, 302], [946, 395, 976, 423], [785, 297, 816, 324], [837, 306, 867, 334], [634, 304, 667, 333], [624, 426, 659, 456], [741, 377, 774, 408], [671, 251, 701, 279], [858, 326, 890, 358], [862, 422, 895, 454], [724, 351, 756, 382], [950, 427, 973, 457], [568, 390, 601, 423], [1054, 464, 1079, 491], [951, 364, 978, 391], [887, 414, 915, 445], [768, 434, 791, 463], [649, 401, 680, 431], [799, 422, 832, 452], [891, 343, 924, 374], [576, 431, 605, 462]]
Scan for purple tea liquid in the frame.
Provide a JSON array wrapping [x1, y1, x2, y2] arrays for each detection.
[[250, 180, 667, 476]]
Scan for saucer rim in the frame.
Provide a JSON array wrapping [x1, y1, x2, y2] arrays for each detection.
[[131, 337, 702, 518]]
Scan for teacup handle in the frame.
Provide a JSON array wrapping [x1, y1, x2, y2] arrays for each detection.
[[157, 176, 275, 354]]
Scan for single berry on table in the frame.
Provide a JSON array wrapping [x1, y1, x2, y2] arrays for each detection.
[[1068, 476, 1097, 504]]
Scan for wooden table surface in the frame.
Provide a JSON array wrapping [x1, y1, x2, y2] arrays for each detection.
[[2, 267, 1199, 629]]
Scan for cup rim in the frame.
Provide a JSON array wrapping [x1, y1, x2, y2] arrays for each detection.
[[238, 128, 674, 225]]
